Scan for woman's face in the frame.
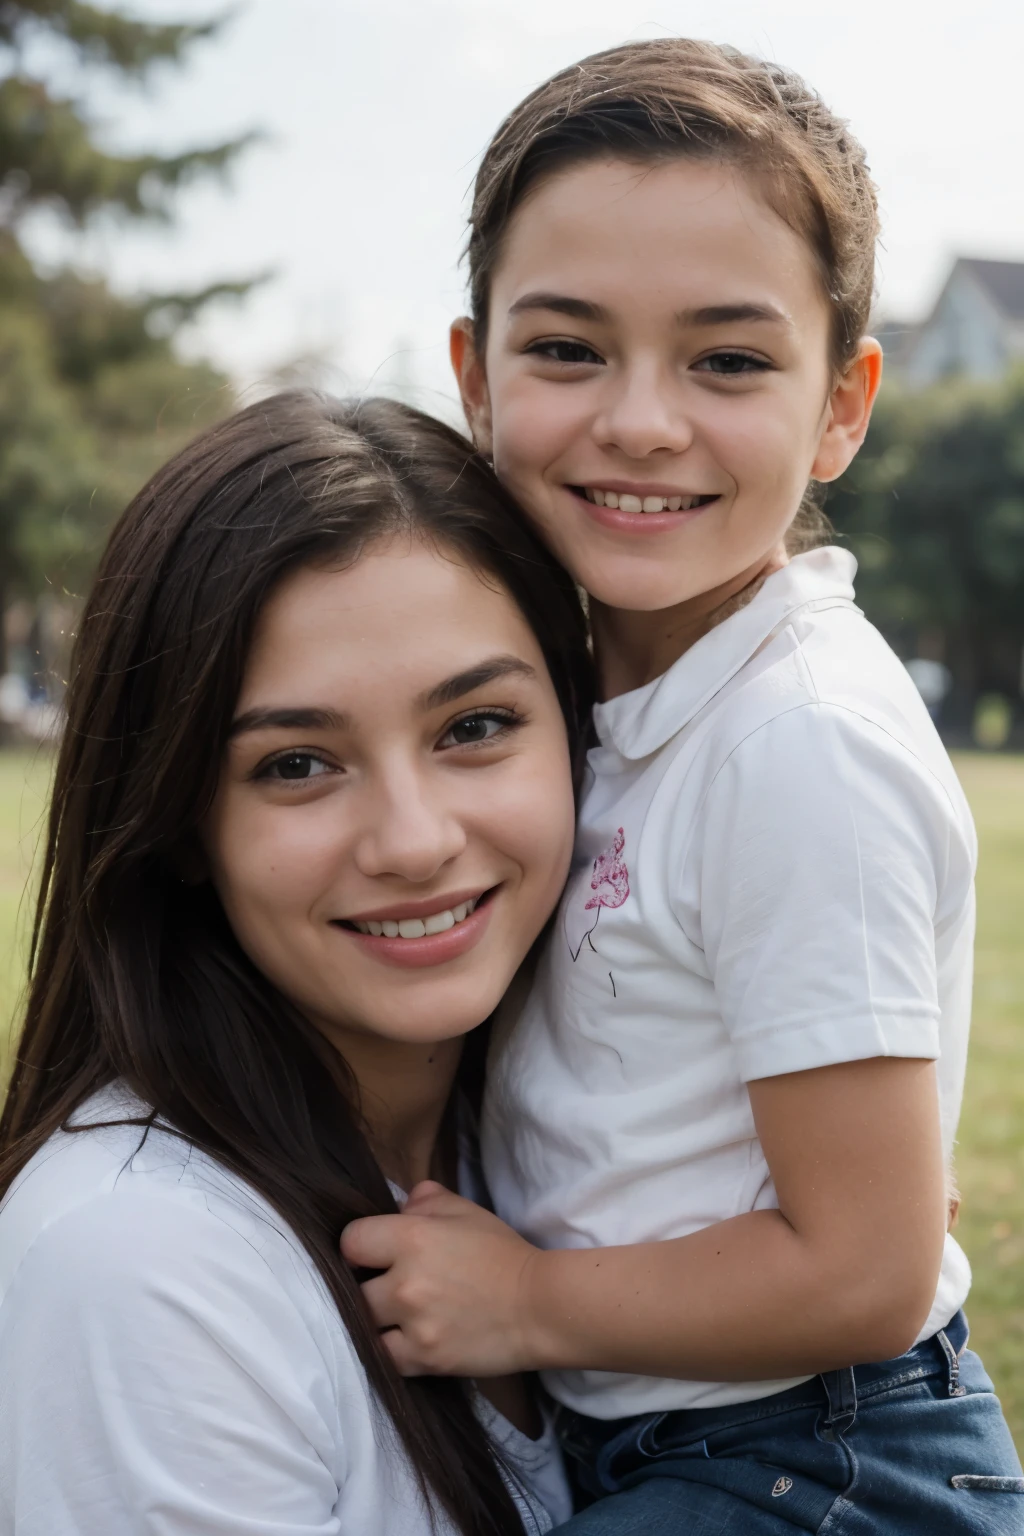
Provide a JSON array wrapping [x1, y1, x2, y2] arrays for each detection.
[[202, 536, 575, 1056]]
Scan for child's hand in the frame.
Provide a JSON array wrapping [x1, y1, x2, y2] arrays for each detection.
[[341, 1183, 544, 1377]]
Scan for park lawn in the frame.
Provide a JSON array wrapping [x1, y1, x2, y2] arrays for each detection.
[[949, 752, 1024, 1445], [0, 749, 52, 1052], [0, 747, 1021, 1446]]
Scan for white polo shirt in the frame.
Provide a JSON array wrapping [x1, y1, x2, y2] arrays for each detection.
[[482, 547, 975, 1419]]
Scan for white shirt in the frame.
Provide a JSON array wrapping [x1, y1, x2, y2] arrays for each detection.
[[482, 548, 975, 1419], [0, 1085, 571, 1535]]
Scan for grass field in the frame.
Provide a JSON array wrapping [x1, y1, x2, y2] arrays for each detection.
[[0, 749, 52, 1039], [0, 748, 1022, 1445]]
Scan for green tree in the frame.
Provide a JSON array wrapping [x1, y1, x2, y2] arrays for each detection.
[[0, 1, 253, 667], [827, 370, 1024, 733], [0, 2, 245, 225]]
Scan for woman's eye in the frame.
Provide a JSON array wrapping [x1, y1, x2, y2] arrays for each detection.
[[528, 339, 604, 366], [694, 351, 771, 376], [261, 752, 333, 782], [439, 712, 519, 749]]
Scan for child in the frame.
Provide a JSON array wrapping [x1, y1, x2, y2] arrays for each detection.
[[343, 41, 1024, 1531]]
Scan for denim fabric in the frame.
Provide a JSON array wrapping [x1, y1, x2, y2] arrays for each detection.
[[552, 1314, 1024, 1534]]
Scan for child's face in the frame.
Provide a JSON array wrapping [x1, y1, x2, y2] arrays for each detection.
[[455, 157, 879, 614], [202, 537, 575, 1062]]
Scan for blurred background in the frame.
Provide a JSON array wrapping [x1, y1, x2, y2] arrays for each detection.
[[0, 0, 1022, 1444]]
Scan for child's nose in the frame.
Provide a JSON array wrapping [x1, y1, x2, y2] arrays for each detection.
[[595, 362, 694, 459]]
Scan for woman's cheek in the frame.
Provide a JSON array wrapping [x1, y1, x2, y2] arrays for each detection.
[[507, 749, 577, 904], [209, 802, 337, 933]]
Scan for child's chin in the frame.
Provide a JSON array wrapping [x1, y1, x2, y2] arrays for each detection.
[[585, 568, 698, 613]]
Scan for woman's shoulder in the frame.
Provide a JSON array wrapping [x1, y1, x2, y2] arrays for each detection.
[[0, 1084, 341, 1357], [0, 1088, 422, 1527]]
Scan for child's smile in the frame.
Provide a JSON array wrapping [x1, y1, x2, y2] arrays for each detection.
[[573, 482, 720, 536]]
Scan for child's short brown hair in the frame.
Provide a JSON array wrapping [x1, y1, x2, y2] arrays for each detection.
[[468, 37, 879, 376]]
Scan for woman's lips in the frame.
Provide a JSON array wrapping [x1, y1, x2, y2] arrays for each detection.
[[334, 889, 497, 970]]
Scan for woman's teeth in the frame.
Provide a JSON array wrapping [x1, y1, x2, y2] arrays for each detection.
[[583, 489, 709, 513], [351, 898, 479, 939]]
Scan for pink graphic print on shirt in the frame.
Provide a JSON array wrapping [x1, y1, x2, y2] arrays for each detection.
[[566, 826, 629, 961], [585, 826, 629, 911]]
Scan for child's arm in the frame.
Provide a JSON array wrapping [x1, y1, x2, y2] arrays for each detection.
[[343, 1052, 947, 1380]]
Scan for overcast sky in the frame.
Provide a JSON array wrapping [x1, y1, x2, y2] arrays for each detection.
[[34, 0, 1024, 413]]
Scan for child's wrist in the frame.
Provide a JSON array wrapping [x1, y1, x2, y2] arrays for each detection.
[[516, 1246, 585, 1373]]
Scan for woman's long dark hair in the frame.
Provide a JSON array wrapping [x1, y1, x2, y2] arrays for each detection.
[[0, 392, 593, 1536]]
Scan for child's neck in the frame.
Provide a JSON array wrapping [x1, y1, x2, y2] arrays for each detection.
[[592, 546, 789, 700]]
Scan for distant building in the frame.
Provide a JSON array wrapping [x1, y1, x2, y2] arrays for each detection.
[[878, 257, 1024, 387]]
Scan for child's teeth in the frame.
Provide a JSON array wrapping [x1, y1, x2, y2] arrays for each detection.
[[588, 490, 713, 513]]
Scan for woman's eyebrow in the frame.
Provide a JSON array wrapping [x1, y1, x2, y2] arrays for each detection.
[[419, 656, 537, 710], [507, 292, 608, 323], [229, 706, 348, 738]]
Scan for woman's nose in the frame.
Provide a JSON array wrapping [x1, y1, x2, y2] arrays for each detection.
[[352, 774, 467, 884], [594, 362, 694, 459]]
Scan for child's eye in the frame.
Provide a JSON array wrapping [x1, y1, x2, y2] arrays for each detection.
[[438, 710, 524, 749], [256, 751, 335, 782], [527, 339, 604, 366], [694, 351, 771, 376]]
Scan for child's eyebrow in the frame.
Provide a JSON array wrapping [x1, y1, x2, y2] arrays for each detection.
[[506, 294, 791, 331], [507, 292, 608, 323], [675, 302, 791, 328]]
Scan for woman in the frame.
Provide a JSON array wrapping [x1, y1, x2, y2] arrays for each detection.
[[0, 392, 592, 1535]]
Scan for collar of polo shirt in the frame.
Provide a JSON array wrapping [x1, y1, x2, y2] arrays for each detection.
[[594, 547, 860, 761]]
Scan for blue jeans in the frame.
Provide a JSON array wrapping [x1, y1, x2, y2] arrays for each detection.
[[552, 1313, 1024, 1533]]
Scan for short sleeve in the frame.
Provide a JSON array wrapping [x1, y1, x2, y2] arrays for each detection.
[[694, 702, 962, 1081], [0, 1187, 343, 1535]]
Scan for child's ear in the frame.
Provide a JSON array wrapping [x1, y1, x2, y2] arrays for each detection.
[[450, 318, 494, 456], [811, 337, 883, 484]]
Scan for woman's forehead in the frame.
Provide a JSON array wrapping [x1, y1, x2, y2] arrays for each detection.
[[238, 543, 545, 716]]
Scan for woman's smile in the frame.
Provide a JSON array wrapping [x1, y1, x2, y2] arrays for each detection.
[[335, 886, 497, 968]]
